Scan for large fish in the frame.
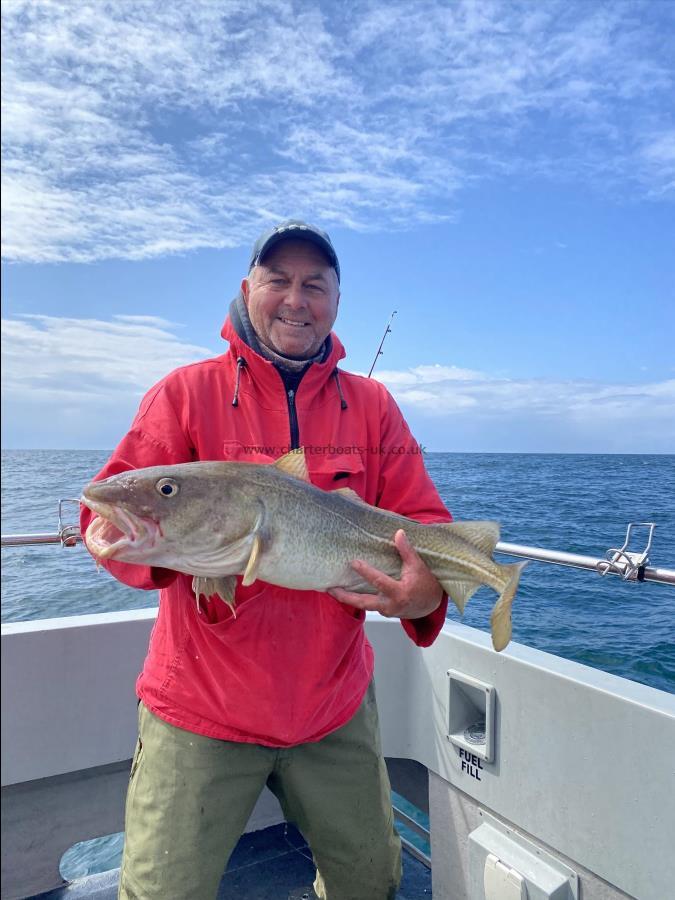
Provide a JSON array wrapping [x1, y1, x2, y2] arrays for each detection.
[[81, 449, 525, 650]]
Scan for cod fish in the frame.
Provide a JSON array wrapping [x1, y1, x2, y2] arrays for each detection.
[[81, 449, 525, 650]]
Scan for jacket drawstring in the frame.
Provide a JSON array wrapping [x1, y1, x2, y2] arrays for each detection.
[[333, 369, 348, 410], [235, 357, 346, 410], [232, 357, 247, 407]]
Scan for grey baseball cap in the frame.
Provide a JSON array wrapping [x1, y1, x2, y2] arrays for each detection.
[[248, 219, 340, 283]]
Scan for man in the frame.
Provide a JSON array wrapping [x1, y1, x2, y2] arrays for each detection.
[[81, 220, 451, 900]]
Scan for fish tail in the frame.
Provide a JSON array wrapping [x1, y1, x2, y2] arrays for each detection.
[[490, 561, 527, 652], [434, 521, 501, 615]]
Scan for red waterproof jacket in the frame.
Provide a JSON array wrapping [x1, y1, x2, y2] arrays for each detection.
[[81, 318, 451, 746]]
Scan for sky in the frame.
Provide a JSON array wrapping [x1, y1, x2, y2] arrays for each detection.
[[1, 0, 674, 453]]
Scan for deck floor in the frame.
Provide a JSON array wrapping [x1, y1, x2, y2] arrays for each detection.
[[30, 823, 432, 899]]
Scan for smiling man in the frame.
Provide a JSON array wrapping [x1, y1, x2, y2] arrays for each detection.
[[81, 219, 451, 900], [243, 235, 340, 360]]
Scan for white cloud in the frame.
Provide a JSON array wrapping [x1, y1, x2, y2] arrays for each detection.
[[374, 364, 488, 385], [374, 363, 675, 448], [114, 315, 179, 328], [1, 314, 214, 401], [639, 129, 675, 196], [642, 130, 675, 166], [2, 313, 673, 451], [1, 0, 673, 263], [1, 312, 218, 446]]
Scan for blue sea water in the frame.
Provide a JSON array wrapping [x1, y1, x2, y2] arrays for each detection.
[[2, 449, 674, 693]]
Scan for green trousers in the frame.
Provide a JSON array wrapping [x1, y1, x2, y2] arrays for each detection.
[[119, 682, 402, 900]]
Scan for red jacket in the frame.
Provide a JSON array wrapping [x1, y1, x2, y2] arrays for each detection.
[[81, 318, 451, 746]]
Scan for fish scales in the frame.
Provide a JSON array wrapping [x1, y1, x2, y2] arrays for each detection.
[[240, 469, 494, 594]]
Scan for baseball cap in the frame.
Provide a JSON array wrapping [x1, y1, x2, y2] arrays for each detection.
[[248, 219, 340, 283]]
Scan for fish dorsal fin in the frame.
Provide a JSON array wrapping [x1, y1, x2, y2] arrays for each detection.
[[438, 520, 500, 556], [333, 486, 368, 505], [274, 448, 310, 482]]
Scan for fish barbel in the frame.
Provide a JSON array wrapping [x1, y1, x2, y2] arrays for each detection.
[[81, 448, 525, 650]]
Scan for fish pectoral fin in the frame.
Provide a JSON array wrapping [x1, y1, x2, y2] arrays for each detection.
[[192, 575, 238, 616], [274, 448, 310, 482], [241, 508, 267, 587], [242, 532, 263, 586], [439, 577, 482, 615], [436, 520, 500, 556]]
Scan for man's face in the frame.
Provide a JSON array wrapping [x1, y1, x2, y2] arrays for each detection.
[[242, 239, 340, 359]]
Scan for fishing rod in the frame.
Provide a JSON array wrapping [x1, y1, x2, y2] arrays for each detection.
[[367, 310, 397, 378]]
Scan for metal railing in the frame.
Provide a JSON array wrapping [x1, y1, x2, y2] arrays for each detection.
[[2, 511, 674, 587], [496, 522, 675, 586], [1, 499, 82, 548], [392, 802, 431, 867], [0, 530, 83, 548]]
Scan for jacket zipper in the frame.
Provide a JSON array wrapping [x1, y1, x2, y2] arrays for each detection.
[[287, 389, 300, 450]]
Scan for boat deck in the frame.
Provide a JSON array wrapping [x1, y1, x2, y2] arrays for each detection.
[[28, 824, 431, 899], [4, 613, 674, 900]]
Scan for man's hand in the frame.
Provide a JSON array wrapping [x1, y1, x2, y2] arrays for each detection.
[[328, 529, 444, 620]]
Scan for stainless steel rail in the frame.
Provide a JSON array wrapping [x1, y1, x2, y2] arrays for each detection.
[[495, 541, 675, 585], [1, 499, 82, 548], [1, 530, 82, 548], [2, 523, 674, 585], [496, 520, 675, 586]]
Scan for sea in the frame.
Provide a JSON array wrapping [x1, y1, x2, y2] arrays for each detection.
[[2, 450, 674, 878], [2, 450, 674, 692]]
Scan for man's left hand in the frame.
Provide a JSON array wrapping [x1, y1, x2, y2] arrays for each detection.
[[328, 529, 444, 620]]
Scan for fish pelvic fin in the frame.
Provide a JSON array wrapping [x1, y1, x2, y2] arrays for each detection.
[[192, 575, 238, 617], [274, 447, 310, 482], [490, 561, 527, 652]]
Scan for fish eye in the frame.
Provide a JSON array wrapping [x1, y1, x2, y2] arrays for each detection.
[[156, 478, 179, 498]]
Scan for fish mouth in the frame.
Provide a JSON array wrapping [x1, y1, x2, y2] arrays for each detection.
[[80, 496, 160, 560]]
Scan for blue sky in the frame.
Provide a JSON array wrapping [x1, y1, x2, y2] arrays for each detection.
[[2, 0, 674, 452]]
